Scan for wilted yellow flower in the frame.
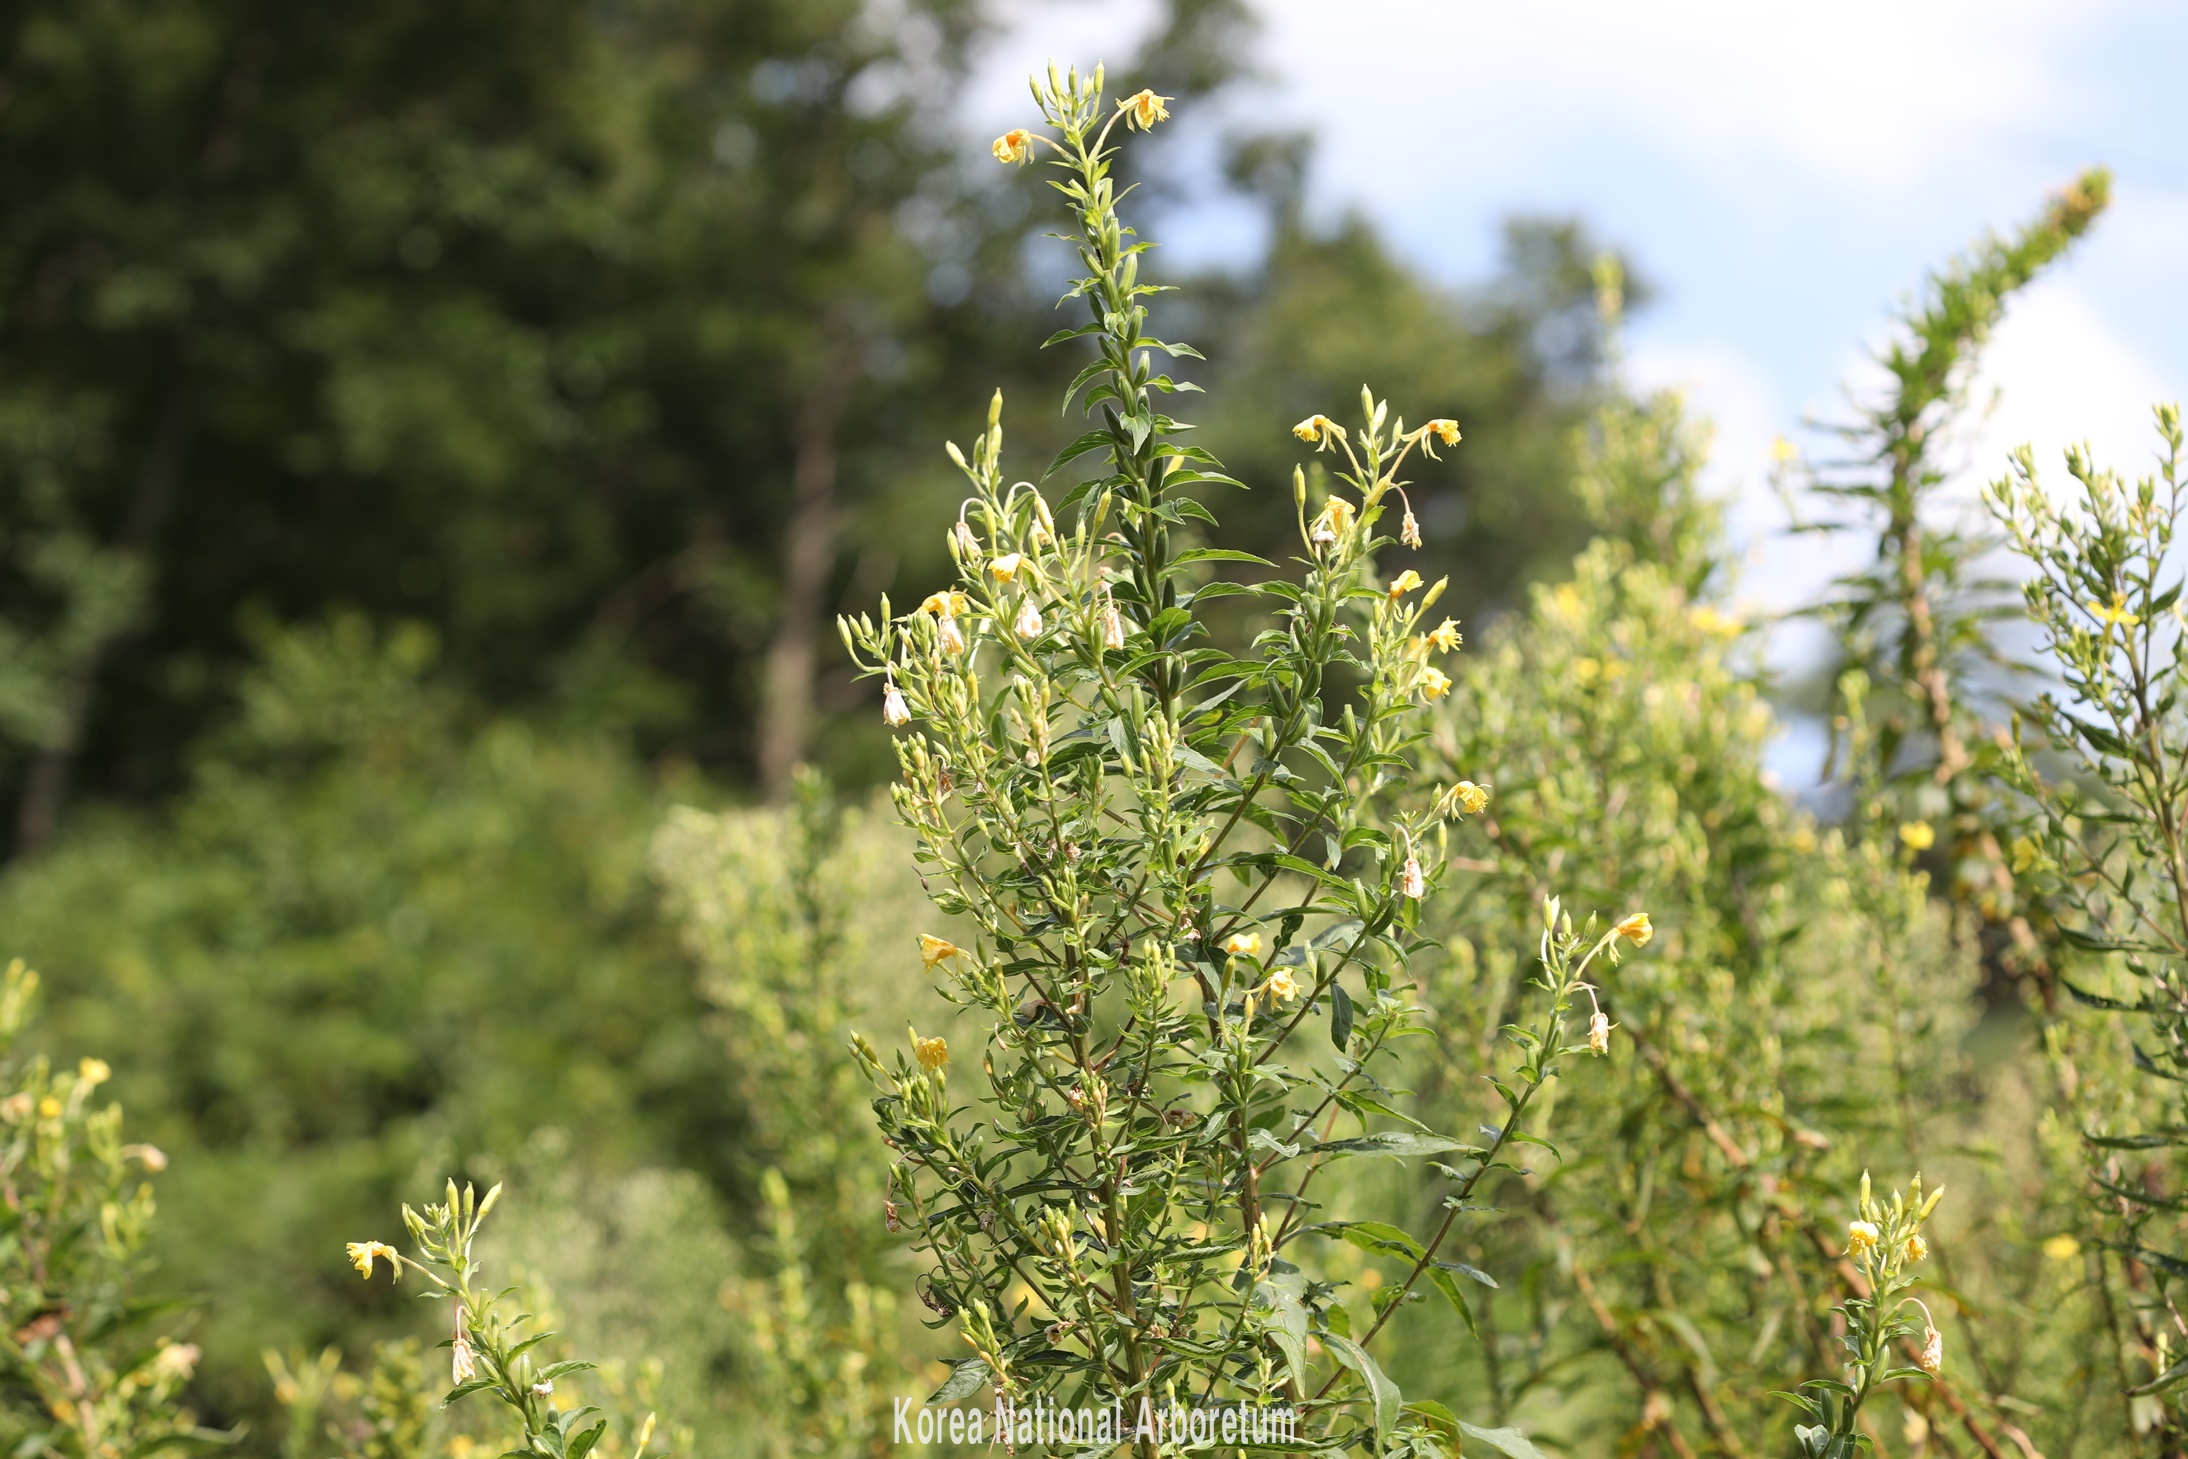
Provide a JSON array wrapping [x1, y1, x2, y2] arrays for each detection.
[[2090, 591, 2140, 628], [992, 128, 1034, 165], [1310, 496, 1356, 546], [937, 615, 967, 655], [1446, 781, 1490, 816], [1293, 414, 1343, 446], [1418, 666, 1452, 701], [919, 934, 963, 968], [1014, 596, 1044, 639], [1426, 618, 1462, 653], [1919, 1324, 1943, 1377], [1587, 1009, 1612, 1055], [915, 1035, 949, 1073], [451, 1334, 478, 1384], [1427, 418, 1461, 448], [1845, 1220, 1881, 1260], [1221, 932, 1262, 957], [122, 1143, 168, 1171], [1387, 569, 1423, 599], [1615, 912, 1653, 947], [347, 1241, 400, 1280], [78, 1057, 110, 1087], [1898, 821, 1935, 851], [2043, 1233, 2081, 1261], [1263, 967, 1300, 1004], [989, 552, 1023, 582], [1119, 89, 1171, 130], [1399, 854, 1425, 899], [1904, 1232, 1929, 1262], [1398, 508, 1422, 549], [882, 681, 911, 728], [1098, 593, 1126, 650]]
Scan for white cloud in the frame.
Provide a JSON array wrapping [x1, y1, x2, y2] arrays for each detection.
[[1246, 0, 2141, 196], [1969, 276, 2180, 492]]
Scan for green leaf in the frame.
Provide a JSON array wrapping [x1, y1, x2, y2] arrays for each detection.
[[1322, 1333, 1400, 1446], [1425, 1266, 1478, 1338], [1329, 983, 1354, 1049], [1456, 1421, 1548, 1459], [1317, 1132, 1477, 1160], [929, 1359, 991, 1404]]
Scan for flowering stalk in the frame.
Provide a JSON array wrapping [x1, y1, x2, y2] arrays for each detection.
[[347, 1182, 633, 1459], [838, 63, 1639, 1456], [1776, 1173, 1945, 1457]]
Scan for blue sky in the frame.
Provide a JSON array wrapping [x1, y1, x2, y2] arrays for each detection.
[[967, 0, 2188, 631]]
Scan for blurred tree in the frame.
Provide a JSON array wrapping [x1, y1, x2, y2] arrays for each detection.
[[0, 0, 1021, 838], [0, 615, 726, 1436]]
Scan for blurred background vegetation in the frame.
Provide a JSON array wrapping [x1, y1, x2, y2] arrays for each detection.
[[8, 2, 2141, 1457]]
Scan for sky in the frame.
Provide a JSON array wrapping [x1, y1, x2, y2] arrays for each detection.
[[963, 0, 2188, 774]]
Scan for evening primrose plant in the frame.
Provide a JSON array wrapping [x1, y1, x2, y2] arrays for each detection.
[[0, 959, 221, 1459], [837, 64, 1647, 1456], [345, 1185, 653, 1459]]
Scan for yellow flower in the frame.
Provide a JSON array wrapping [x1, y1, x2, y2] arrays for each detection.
[[2010, 836, 2040, 874], [989, 552, 1023, 582], [2090, 591, 2140, 628], [37, 1096, 60, 1120], [1446, 781, 1490, 816], [1221, 932, 1262, 957], [1898, 821, 1935, 851], [921, 591, 967, 618], [1119, 89, 1171, 130], [1904, 1232, 1929, 1262], [346, 1241, 400, 1279], [919, 934, 963, 969], [915, 1035, 949, 1073], [1425, 618, 1462, 653], [1615, 912, 1653, 947], [1845, 1220, 1881, 1260], [1689, 605, 1741, 638], [2043, 1233, 2081, 1261], [78, 1057, 110, 1087], [1387, 569, 1423, 599], [1293, 414, 1345, 446], [1418, 665, 1452, 701], [1263, 967, 1300, 1004], [1770, 435, 1798, 463], [992, 128, 1034, 165], [1428, 418, 1461, 447]]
